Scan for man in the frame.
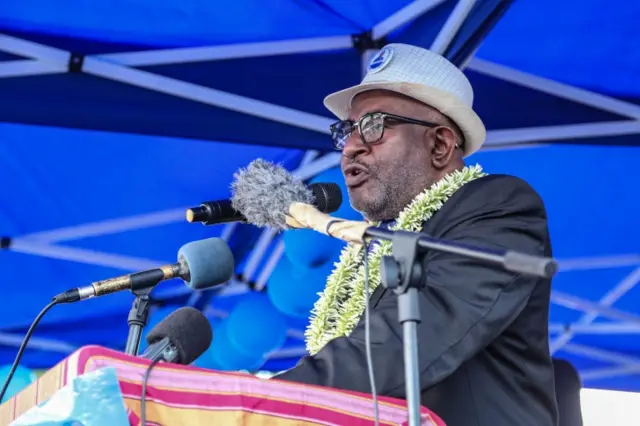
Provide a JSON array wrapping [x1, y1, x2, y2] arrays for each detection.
[[276, 43, 559, 426]]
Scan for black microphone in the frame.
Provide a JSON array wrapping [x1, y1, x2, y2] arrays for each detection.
[[222, 158, 345, 231], [186, 181, 342, 226], [53, 237, 235, 304], [141, 307, 213, 365], [186, 200, 244, 225]]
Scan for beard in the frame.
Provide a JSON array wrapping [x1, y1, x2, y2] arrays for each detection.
[[347, 163, 430, 222]]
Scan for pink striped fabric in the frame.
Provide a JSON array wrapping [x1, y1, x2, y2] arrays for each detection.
[[70, 345, 446, 426]]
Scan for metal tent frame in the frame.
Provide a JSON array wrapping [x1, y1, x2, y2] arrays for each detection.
[[1, 0, 639, 383]]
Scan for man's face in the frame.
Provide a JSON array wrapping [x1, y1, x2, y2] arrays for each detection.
[[339, 90, 449, 221]]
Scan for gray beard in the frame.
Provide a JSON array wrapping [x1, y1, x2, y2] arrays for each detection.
[[349, 175, 427, 222]]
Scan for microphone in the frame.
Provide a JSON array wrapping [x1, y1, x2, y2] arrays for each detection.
[[186, 200, 243, 225], [141, 307, 213, 365], [227, 158, 343, 230], [52, 237, 235, 304], [186, 182, 341, 226]]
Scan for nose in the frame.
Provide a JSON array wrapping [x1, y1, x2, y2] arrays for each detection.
[[342, 131, 369, 160]]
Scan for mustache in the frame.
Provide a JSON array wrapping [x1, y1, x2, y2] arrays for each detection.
[[342, 156, 371, 170]]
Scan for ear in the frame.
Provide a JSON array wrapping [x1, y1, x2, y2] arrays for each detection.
[[431, 126, 458, 169]]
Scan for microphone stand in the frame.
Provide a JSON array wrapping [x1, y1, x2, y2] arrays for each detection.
[[124, 280, 163, 356], [365, 227, 558, 426]]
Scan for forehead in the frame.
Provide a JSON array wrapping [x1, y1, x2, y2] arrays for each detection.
[[348, 90, 425, 120]]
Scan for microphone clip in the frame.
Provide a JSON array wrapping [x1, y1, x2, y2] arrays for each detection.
[[124, 283, 158, 357], [141, 336, 180, 363]]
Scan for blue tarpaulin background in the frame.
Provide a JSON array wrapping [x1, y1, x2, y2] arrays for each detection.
[[0, 0, 638, 392]]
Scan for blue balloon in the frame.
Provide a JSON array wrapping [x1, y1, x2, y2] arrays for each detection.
[[282, 228, 345, 268], [191, 317, 222, 370], [191, 341, 215, 370], [225, 293, 288, 356], [267, 258, 334, 319], [207, 320, 266, 371], [0, 364, 36, 402]]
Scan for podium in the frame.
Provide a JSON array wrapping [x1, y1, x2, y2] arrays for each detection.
[[0, 346, 445, 425]]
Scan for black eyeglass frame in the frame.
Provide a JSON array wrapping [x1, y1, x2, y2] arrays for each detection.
[[330, 112, 441, 151]]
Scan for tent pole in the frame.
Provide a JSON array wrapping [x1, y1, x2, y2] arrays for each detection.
[[549, 323, 640, 335], [0, 34, 335, 135], [291, 153, 341, 180], [167, 279, 249, 304], [0, 34, 68, 61], [580, 364, 640, 382], [551, 291, 640, 325], [558, 254, 640, 272], [0, 59, 65, 78], [0, 332, 76, 354], [551, 267, 640, 354], [18, 208, 187, 243], [485, 121, 640, 147], [83, 59, 335, 134], [241, 228, 279, 283], [97, 36, 354, 67], [563, 342, 640, 366], [468, 58, 640, 119], [9, 153, 340, 285], [5, 33, 639, 149], [9, 239, 166, 271], [266, 346, 309, 359], [430, 0, 478, 54], [253, 240, 285, 291], [372, 0, 448, 40], [15, 151, 334, 243]]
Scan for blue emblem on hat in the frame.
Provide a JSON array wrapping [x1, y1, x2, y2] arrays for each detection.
[[367, 46, 394, 74]]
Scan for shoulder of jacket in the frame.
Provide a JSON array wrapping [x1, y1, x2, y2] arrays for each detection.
[[460, 174, 543, 202], [465, 173, 535, 191], [432, 173, 547, 223]]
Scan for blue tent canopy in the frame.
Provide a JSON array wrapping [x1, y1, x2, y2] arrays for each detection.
[[0, 0, 639, 395]]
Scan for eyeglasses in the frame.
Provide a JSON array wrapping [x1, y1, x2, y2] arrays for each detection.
[[330, 112, 440, 151]]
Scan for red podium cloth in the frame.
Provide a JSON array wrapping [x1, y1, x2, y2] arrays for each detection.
[[0, 345, 445, 425]]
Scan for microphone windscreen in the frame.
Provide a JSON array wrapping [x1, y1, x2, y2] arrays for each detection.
[[145, 307, 213, 365], [231, 158, 314, 230], [177, 237, 235, 290]]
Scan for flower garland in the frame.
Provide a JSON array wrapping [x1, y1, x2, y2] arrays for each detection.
[[304, 164, 487, 355]]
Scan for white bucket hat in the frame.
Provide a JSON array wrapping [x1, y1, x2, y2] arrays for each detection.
[[323, 43, 486, 157]]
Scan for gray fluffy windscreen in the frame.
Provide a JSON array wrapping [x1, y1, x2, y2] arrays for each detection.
[[230, 158, 315, 230]]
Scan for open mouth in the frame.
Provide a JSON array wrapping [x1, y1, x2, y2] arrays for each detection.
[[344, 166, 370, 188]]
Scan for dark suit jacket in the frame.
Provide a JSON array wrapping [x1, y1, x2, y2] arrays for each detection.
[[276, 174, 559, 426]]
